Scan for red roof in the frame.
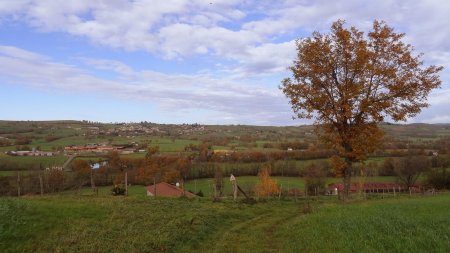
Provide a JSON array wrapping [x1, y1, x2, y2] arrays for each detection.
[[146, 182, 196, 198]]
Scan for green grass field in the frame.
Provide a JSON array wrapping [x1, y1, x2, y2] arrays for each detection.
[[185, 176, 397, 197], [0, 193, 448, 252], [0, 153, 68, 170]]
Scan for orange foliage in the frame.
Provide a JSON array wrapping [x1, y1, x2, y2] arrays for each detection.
[[72, 159, 91, 180], [330, 155, 346, 177], [254, 167, 279, 197], [281, 20, 442, 161], [135, 155, 189, 185], [281, 20, 442, 196]]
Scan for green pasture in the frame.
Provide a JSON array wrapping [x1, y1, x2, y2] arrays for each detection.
[[0, 170, 46, 176], [185, 176, 397, 197], [0, 153, 67, 170], [143, 138, 199, 152], [70, 185, 148, 197], [0, 192, 448, 252], [276, 196, 450, 252]]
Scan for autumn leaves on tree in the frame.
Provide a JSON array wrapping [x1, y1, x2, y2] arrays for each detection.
[[136, 146, 191, 186], [254, 166, 279, 197], [281, 20, 442, 198]]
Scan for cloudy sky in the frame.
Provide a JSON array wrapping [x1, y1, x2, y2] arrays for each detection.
[[0, 0, 449, 125]]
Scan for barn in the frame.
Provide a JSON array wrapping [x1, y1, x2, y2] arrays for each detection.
[[328, 182, 421, 194], [146, 182, 196, 198]]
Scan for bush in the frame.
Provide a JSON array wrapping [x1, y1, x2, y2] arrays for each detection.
[[111, 185, 126, 196], [15, 137, 32, 145], [394, 155, 431, 187], [425, 168, 450, 190], [303, 163, 327, 195], [196, 190, 204, 197]]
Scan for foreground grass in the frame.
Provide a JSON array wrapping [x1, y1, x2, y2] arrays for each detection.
[[276, 196, 450, 252], [0, 193, 449, 252]]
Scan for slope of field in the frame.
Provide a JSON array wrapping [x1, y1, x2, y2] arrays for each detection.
[[1, 193, 449, 252]]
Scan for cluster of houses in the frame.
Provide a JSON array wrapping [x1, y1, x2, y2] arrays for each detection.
[[177, 124, 206, 135], [84, 123, 208, 137], [110, 125, 165, 135], [88, 125, 167, 136]]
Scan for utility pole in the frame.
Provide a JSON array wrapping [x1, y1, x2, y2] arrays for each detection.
[[125, 172, 128, 196], [17, 172, 21, 197]]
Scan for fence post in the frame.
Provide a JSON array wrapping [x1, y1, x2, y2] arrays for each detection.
[[278, 184, 282, 200], [125, 172, 128, 196], [90, 170, 96, 189], [17, 172, 21, 197], [39, 174, 44, 196]]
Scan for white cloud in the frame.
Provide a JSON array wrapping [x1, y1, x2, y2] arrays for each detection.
[[0, 46, 293, 125], [0, 45, 46, 61], [2, 0, 449, 76], [0, 1, 449, 124]]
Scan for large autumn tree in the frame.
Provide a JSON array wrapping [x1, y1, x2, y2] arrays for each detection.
[[281, 20, 442, 199]]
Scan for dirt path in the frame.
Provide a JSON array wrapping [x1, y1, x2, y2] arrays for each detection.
[[210, 209, 298, 253]]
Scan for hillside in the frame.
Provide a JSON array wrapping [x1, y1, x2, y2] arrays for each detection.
[[1, 193, 449, 252]]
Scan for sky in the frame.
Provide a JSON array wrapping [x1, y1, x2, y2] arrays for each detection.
[[0, 0, 449, 126]]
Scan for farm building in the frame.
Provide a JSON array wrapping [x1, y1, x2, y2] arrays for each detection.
[[64, 144, 124, 153], [6, 150, 55, 156], [146, 182, 196, 198], [328, 182, 421, 194]]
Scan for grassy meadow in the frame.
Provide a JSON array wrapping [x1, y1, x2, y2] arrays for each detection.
[[0, 192, 449, 252], [1, 121, 449, 252], [184, 176, 397, 197], [0, 153, 67, 170]]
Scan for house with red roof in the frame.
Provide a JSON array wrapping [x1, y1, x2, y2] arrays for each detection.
[[146, 182, 196, 198]]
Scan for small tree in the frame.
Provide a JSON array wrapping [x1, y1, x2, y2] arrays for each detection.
[[47, 168, 64, 192], [254, 166, 279, 198], [394, 155, 430, 188], [146, 146, 160, 158], [379, 157, 395, 176], [72, 159, 91, 186], [281, 20, 442, 199], [303, 163, 327, 196]]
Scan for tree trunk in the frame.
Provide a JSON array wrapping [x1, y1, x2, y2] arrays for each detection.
[[90, 170, 96, 189], [342, 161, 352, 200]]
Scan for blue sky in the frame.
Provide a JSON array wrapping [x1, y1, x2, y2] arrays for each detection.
[[1, 0, 449, 125]]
